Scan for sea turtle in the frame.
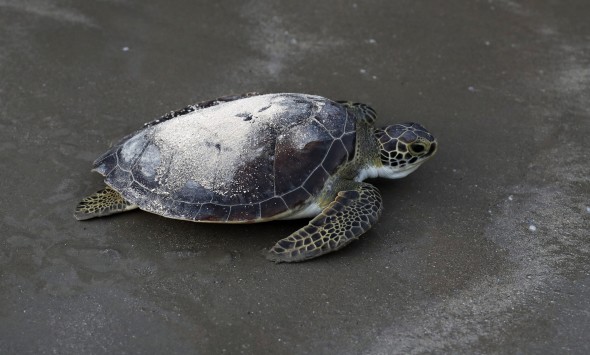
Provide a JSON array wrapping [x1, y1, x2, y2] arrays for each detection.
[[75, 92, 437, 262]]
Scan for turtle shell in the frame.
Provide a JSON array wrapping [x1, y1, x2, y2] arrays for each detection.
[[93, 93, 357, 222]]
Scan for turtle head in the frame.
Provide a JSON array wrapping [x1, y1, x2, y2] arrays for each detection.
[[373, 123, 437, 179]]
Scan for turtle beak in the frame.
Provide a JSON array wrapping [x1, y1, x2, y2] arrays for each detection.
[[426, 141, 437, 157]]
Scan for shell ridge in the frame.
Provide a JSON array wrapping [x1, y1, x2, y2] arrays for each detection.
[[342, 106, 349, 135], [112, 148, 127, 172], [310, 116, 333, 138], [128, 133, 155, 176]]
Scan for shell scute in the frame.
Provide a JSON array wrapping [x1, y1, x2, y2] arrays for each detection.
[[322, 139, 349, 174], [117, 132, 149, 171], [93, 152, 117, 176], [281, 188, 312, 209], [302, 167, 330, 194], [312, 100, 351, 137], [260, 197, 289, 219], [228, 204, 261, 222], [341, 132, 356, 162], [172, 180, 213, 204], [107, 166, 133, 189], [196, 203, 230, 222], [273, 121, 332, 195]]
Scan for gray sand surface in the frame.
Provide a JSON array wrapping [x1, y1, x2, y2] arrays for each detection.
[[1, 1, 588, 353]]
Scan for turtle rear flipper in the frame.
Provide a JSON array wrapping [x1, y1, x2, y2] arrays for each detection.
[[74, 186, 138, 220], [267, 182, 382, 262]]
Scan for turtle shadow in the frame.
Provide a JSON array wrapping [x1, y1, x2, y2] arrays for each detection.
[[107, 210, 308, 260]]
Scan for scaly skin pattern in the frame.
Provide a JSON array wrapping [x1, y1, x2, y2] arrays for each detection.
[[74, 186, 137, 220], [267, 182, 382, 262]]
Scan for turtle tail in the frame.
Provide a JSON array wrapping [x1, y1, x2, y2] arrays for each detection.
[[74, 186, 138, 220]]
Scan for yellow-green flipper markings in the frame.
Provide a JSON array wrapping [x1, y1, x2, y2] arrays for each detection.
[[74, 186, 137, 220], [267, 182, 382, 262]]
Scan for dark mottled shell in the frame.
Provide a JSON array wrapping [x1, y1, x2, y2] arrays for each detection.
[[93, 93, 357, 222]]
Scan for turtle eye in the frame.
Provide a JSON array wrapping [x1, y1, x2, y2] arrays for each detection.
[[409, 143, 426, 155]]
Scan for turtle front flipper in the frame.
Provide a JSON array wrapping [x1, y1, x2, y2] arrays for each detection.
[[74, 186, 138, 220], [267, 182, 382, 263]]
